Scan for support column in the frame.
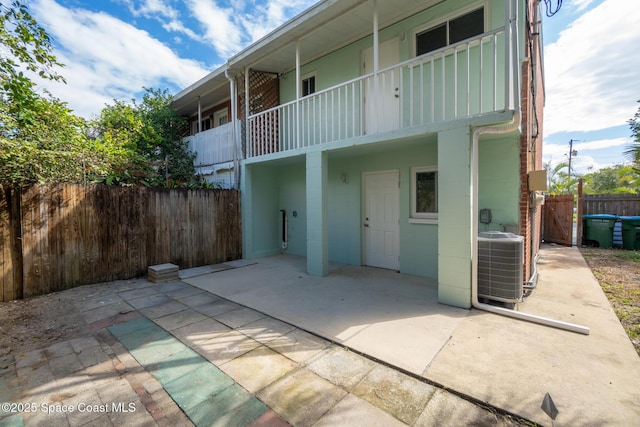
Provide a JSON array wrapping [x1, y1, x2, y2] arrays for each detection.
[[306, 151, 328, 276], [241, 163, 253, 259], [437, 127, 472, 308]]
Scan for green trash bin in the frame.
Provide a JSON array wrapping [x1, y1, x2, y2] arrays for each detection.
[[620, 216, 640, 250], [582, 214, 618, 248]]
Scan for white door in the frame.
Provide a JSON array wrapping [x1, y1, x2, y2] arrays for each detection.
[[364, 170, 400, 270], [362, 37, 400, 134]]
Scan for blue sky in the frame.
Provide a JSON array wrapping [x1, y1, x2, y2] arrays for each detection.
[[27, 0, 640, 172]]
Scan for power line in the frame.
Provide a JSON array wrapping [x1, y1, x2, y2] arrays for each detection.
[[543, 0, 563, 17]]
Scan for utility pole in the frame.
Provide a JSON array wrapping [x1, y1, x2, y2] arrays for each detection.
[[567, 139, 579, 189]]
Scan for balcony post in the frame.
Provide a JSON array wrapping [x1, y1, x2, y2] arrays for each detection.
[[372, 0, 379, 134], [245, 67, 251, 157], [296, 40, 301, 149], [505, 0, 519, 112], [197, 96, 202, 133]]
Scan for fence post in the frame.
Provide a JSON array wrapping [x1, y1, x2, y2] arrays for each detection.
[[1, 184, 24, 301], [577, 179, 583, 247]]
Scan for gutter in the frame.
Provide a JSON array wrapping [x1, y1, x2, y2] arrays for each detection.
[[471, 111, 590, 335]]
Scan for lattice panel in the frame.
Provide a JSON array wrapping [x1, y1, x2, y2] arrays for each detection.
[[238, 70, 280, 156]]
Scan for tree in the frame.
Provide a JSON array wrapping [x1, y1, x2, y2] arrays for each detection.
[[625, 100, 640, 169], [0, 1, 102, 186], [1, 2, 197, 188], [582, 165, 639, 195], [543, 160, 580, 195], [1, 1, 65, 126], [89, 88, 195, 187]]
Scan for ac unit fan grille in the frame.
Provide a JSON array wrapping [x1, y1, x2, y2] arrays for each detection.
[[477, 232, 524, 303]]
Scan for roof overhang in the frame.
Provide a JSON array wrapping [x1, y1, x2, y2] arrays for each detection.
[[172, 0, 445, 116], [227, 0, 445, 75], [172, 64, 229, 117]]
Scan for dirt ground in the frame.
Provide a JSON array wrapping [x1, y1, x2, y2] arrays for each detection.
[[0, 282, 109, 359], [579, 248, 640, 356]]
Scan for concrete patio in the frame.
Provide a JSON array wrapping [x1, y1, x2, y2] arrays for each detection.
[[183, 244, 640, 426], [2, 244, 638, 426]]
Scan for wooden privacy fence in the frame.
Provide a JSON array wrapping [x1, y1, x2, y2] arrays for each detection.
[[0, 184, 241, 302], [581, 195, 640, 216]]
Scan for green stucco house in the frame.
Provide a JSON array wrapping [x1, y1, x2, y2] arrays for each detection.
[[171, 0, 545, 309]]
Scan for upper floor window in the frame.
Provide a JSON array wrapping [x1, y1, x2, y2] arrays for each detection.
[[416, 7, 484, 56], [214, 108, 228, 127], [302, 73, 316, 97]]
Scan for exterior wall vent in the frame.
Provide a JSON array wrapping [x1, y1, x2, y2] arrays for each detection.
[[477, 231, 524, 303]]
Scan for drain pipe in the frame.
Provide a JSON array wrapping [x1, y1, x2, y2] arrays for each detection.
[[471, 112, 590, 335], [225, 68, 239, 190]]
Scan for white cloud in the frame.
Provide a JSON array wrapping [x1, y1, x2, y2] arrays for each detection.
[[239, 0, 312, 42], [119, 0, 179, 20], [570, 0, 597, 12], [543, 0, 640, 136], [184, 0, 243, 58], [182, 0, 315, 59], [30, 0, 210, 117]]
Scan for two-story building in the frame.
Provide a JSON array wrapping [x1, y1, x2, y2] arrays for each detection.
[[171, 0, 545, 310]]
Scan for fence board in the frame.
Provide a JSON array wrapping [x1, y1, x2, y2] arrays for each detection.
[[582, 195, 640, 216], [0, 184, 241, 301]]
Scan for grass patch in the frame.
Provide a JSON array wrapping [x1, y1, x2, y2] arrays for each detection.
[[580, 247, 640, 356]]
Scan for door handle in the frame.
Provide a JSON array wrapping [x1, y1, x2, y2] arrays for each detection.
[[364, 224, 369, 227]]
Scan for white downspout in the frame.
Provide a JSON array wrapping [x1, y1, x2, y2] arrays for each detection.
[[225, 68, 239, 190], [471, 113, 589, 335]]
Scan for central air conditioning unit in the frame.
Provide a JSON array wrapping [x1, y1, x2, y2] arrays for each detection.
[[477, 231, 524, 303]]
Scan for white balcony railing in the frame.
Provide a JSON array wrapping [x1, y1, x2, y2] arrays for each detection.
[[183, 120, 243, 167], [247, 24, 519, 158]]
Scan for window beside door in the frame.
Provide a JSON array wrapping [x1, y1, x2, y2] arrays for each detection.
[[410, 166, 438, 224]]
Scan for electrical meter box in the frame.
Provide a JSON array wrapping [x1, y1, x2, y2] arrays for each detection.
[[528, 170, 547, 191]]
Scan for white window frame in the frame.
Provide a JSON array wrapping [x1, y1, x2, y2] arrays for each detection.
[[409, 166, 438, 224], [412, 1, 488, 57], [301, 72, 317, 97], [213, 108, 229, 127]]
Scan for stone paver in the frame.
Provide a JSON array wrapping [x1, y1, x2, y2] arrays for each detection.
[[307, 346, 376, 391], [193, 331, 262, 365], [264, 328, 329, 364], [153, 309, 208, 332], [237, 317, 297, 345], [314, 393, 408, 427], [220, 345, 298, 393], [256, 368, 347, 427], [351, 364, 436, 425], [1, 274, 527, 427], [214, 307, 267, 329], [414, 389, 520, 427]]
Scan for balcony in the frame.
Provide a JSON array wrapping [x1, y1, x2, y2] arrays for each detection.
[[183, 120, 243, 167], [247, 25, 517, 158]]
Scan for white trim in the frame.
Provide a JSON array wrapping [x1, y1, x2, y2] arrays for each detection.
[[408, 218, 438, 225], [410, 165, 438, 221]]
